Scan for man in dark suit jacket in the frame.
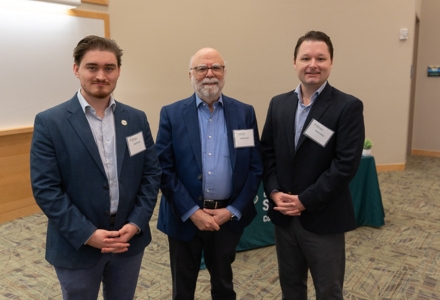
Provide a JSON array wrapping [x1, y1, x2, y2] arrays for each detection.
[[261, 31, 365, 300], [30, 36, 161, 300], [156, 47, 263, 300]]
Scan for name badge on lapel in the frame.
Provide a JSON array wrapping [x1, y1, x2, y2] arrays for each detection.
[[303, 119, 334, 147], [126, 131, 146, 157], [233, 129, 255, 148]]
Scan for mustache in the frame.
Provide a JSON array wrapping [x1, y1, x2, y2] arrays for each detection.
[[92, 79, 110, 84], [201, 78, 219, 84]]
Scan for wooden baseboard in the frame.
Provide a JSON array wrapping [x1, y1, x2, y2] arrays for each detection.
[[411, 149, 440, 157], [376, 164, 406, 172]]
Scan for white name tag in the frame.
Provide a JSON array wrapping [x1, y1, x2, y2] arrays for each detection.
[[303, 119, 334, 147], [233, 129, 255, 148], [126, 131, 146, 157]]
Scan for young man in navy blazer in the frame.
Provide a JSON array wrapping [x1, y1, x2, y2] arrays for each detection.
[[261, 31, 365, 299], [30, 36, 161, 299], [156, 48, 263, 300]]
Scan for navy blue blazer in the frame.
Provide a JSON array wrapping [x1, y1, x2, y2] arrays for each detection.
[[30, 94, 161, 268], [155, 94, 263, 242], [261, 83, 365, 234]]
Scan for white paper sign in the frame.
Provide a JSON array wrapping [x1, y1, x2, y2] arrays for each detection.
[[303, 119, 334, 147], [233, 129, 255, 148], [126, 131, 146, 157]]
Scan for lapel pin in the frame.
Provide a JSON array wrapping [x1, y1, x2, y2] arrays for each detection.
[[121, 120, 127, 126]]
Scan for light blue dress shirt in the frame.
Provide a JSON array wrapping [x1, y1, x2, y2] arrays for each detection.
[[77, 90, 119, 215], [182, 94, 241, 221], [294, 82, 327, 148]]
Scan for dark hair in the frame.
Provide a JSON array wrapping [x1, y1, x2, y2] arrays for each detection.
[[294, 31, 333, 60], [73, 35, 123, 67]]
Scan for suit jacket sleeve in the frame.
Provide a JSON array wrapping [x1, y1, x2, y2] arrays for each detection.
[[155, 105, 200, 218], [31, 113, 97, 250], [125, 111, 162, 231]]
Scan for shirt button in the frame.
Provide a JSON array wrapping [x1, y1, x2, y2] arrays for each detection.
[[208, 153, 212, 156], [208, 171, 211, 174]]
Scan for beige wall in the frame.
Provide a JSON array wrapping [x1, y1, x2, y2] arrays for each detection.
[[77, 0, 418, 166], [412, 0, 440, 153]]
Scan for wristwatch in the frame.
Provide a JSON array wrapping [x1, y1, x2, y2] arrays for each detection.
[[230, 213, 238, 221]]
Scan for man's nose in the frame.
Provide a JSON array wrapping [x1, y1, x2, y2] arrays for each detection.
[[205, 68, 215, 77]]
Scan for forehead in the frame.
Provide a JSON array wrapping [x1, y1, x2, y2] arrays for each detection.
[[297, 40, 330, 57], [80, 50, 118, 66], [192, 49, 224, 66]]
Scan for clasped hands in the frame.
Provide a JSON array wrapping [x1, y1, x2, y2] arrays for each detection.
[[86, 223, 138, 254], [190, 208, 231, 231], [271, 191, 305, 216]]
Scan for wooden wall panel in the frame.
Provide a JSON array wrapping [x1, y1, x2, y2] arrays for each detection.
[[0, 129, 40, 224]]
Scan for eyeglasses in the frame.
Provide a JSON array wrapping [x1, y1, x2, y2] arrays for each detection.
[[190, 65, 225, 76]]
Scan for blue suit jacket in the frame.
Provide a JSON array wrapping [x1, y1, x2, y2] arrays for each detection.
[[155, 94, 263, 241], [261, 83, 365, 234], [30, 94, 161, 268]]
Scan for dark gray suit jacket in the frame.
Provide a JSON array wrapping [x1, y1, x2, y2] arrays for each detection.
[[261, 83, 365, 234]]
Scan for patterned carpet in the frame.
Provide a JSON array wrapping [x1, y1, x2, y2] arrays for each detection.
[[1, 155, 440, 299]]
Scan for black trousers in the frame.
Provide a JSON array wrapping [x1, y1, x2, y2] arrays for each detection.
[[168, 224, 243, 300], [275, 217, 345, 300]]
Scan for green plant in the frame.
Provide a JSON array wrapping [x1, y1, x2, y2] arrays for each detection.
[[364, 138, 373, 150]]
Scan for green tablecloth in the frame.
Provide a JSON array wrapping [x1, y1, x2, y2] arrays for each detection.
[[349, 155, 385, 227], [237, 155, 385, 251]]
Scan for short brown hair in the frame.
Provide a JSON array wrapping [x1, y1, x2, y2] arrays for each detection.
[[294, 31, 334, 60], [73, 35, 123, 67]]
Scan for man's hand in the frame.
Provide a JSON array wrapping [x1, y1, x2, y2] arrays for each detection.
[[190, 209, 221, 231], [203, 208, 231, 226], [86, 229, 130, 254], [101, 223, 139, 253], [271, 191, 305, 216]]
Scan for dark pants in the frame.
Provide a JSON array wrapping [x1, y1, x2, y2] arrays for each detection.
[[54, 251, 144, 300], [275, 217, 345, 300], [168, 225, 243, 300]]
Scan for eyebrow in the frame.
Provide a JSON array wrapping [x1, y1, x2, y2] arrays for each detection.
[[84, 62, 117, 67]]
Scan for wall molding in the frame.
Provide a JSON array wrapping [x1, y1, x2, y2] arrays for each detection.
[[411, 149, 440, 158], [82, 0, 108, 5], [68, 9, 110, 38]]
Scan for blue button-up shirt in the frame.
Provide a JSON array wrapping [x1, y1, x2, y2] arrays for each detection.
[[294, 82, 327, 148], [77, 90, 119, 215], [182, 94, 241, 221]]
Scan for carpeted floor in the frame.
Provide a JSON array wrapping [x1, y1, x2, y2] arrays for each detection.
[[1, 155, 440, 299]]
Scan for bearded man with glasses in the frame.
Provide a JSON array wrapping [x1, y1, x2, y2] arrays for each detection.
[[156, 48, 263, 300]]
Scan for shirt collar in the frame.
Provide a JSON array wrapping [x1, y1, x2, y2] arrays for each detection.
[[77, 88, 116, 113], [294, 81, 327, 106], [195, 93, 224, 108]]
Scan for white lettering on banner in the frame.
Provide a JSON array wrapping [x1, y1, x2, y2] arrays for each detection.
[[262, 199, 269, 211], [263, 216, 271, 222]]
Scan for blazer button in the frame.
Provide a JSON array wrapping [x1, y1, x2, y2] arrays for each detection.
[[104, 211, 110, 216], [104, 184, 109, 190], [198, 196, 203, 201], [198, 174, 202, 180]]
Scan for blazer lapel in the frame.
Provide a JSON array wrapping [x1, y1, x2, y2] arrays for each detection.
[[284, 92, 298, 156], [113, 102, 128, 177], [223, 96, 237, 169], [66, 97, 106, 176], [296, 83, 333, 150], [182, 96, 203, 172]]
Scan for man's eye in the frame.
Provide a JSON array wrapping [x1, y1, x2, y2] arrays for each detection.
[[196, 67, 208, 72], [212, 66, 222, 71]]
